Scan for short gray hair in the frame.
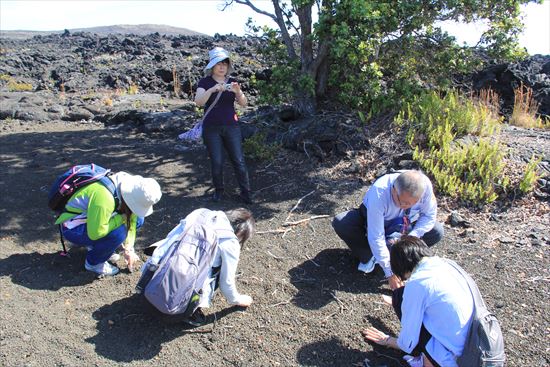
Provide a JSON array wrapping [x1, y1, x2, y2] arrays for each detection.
[[394, 170, 425, 199]]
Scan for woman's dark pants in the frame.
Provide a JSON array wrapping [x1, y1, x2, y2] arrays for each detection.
[[203, 124, 250, 193], [392, 287, 441, 366]]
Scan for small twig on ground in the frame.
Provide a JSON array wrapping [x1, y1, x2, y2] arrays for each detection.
[[284, 190, 315, 222], [212, 311, 218, 332], [304, 255, 320, 267], [186, 328, 212, 334], [282, 215, 330, 227], [122, 314, 139, 319], [374, 351, 402, 364], [281, 228, 292, 238], [524, 276, 550, 282], [267, 250, 285, 260], [322, 310, 340, 322], [256, 182, 283, 192], [256, 229, 287, 234], [269, 298, 292, 307], [329, 290, 345, 313], [303, 141, 310, 159]]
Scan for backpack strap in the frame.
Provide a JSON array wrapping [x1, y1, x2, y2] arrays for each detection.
[[444, 258, 487, 312], [201, 77, 228, 122], [99, 174, 120, 209], [58, 224, 69, 257]]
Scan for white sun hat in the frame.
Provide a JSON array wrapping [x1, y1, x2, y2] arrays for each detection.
[[120, 175, 162, 217], [204, 47, 231, 71]]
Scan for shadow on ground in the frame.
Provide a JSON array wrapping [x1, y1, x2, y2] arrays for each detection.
[[289, 248, 388, 310], [86, 294, 244, 362], [0, 124, 361, 250], [0, 250, 96, 290]]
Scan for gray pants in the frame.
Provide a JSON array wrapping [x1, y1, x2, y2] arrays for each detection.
[[332, 208, 444, 263]]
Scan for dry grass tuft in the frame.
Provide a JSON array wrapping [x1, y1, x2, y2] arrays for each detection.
[[172, 66, 181, 97], [510, 83, 547, 128]]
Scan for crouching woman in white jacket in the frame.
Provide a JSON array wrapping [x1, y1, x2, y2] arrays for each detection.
[[141, 207, 255, 326], [198, 208, 255, 310]]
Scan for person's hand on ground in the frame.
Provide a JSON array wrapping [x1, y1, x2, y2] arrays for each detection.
[[381, 294, 392, 306], [362, 327, 390, 346], [124, 249, 140, 272], [387, 274, 404, 290]]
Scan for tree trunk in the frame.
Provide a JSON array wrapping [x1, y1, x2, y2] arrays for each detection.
[[315, 56, 329, 97], [294, 91, 317, 117]]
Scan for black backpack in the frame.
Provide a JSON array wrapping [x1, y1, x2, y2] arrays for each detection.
[[445, 259, 505, 366], [48, 163, 119, 255]]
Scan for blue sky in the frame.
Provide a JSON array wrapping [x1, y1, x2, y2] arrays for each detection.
[[1, 0, 549, 55]]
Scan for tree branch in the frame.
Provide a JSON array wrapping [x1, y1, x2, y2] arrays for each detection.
[[232, 0, 277, 22], [272, 0, 298, 60], [227, 0, 298, 60]]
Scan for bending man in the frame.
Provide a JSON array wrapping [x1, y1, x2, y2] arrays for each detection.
[[332, 170, 444, 289]]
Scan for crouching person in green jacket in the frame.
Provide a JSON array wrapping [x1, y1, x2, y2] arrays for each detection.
[[55, 172, 162, 276]]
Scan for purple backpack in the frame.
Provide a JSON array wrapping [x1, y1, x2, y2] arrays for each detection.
[[144, 209, 219, 316]]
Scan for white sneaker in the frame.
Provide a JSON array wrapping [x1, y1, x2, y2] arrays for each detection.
[[108, 253, 121, 263], [358, 257, 377, 273], [85, 260, 120, 276], [403, 354, 423, 367]]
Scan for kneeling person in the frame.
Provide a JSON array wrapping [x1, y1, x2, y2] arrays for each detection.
[[362, 236, 476, 366], [332, 170, 444, 289]]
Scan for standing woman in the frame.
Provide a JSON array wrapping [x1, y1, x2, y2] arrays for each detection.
[[195, 47, 252, 204]]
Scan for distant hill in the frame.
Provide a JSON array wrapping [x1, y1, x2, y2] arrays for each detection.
[[0, 24, 208, 39]]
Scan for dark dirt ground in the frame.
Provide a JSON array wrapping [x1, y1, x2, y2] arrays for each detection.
[[0, 118, 548, 367]]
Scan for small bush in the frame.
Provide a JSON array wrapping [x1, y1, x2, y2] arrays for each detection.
[[396, 90, 508, 203], [243, 131, 280, 161], [519, 155, 541, 193]]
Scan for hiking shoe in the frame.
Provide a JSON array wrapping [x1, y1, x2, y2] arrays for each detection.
[[85, 260, 120, 276], [239, 191, 253, 205], [185, 308, 206, 327], [358, 256, 376, 274], [108, 252, 121, 263], [212, 190, 224, 202], [403, 354, 423, 367]]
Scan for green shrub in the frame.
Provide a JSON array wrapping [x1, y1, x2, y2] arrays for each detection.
[[519, 155, 541, 194], [396, 90, 508, 203], [243, 131, 280, 161]]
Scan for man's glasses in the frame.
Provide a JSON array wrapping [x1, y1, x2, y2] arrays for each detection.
[[393, 185, 417, 208]]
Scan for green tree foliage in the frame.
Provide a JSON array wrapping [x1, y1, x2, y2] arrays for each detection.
[[225, 0, 539, 115]]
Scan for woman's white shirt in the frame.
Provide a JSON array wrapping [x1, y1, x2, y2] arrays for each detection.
[[397, 257, 474, 366]]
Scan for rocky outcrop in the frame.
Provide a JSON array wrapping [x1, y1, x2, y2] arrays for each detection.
[[0, 32, 265, 100], [473, 55, 550, 117]]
